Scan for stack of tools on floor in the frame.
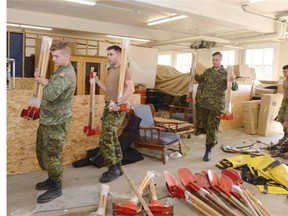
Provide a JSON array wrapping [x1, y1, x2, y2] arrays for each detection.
[[221, 137, 288, 160], [83, 67, 100, 136], [21, 36, 53, 120], [164, 167, 272, 216], [113, 167, 174, 216]]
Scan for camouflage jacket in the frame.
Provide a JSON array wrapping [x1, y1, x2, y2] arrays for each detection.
[[194, 66, 238, 111], [40, 63, 76, 125]]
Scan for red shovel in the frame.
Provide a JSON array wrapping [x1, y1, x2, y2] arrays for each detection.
[[164, 171, 221, 216], [207, 170, 253, 216], [83, 67, 100, 136], [147, 180, 174, 216], [221, 65, 234, 120], [178, 168, 238, 216], [220, 174, 259, 216], [222, 169, 272, 216]]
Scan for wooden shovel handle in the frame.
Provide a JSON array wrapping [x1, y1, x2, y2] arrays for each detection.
[[245, 189, 272, 216], [185, 191, 222, 216], [121, 166, 153, 216]]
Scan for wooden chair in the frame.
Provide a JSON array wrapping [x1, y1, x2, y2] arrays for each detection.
[[132, 104, 182, 164]]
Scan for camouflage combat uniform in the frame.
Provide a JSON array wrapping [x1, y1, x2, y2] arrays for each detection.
[[278, 78, 288, 136], [194, 66, 238, 146], [36, 63, 76, 182], [99, 66, 132, 167]]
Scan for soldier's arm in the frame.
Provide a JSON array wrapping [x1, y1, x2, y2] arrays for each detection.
[[95, 78, 106, 92], [42, 75, 70, 102], [117, 80, 135, 104]]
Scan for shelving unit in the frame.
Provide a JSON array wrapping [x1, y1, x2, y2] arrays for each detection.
[[7, 58, 16, 89]]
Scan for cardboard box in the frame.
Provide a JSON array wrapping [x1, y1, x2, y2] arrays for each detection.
[[242, 100, 261, 134], [257, 94, 283, 136], [233, 64, 251, 77], [254, 87, 277, 95]]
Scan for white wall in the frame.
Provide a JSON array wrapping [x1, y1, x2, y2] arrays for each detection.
[[278, 40, 288, 78], [158, 41, 287, 80], [99, 42, 158, 88]]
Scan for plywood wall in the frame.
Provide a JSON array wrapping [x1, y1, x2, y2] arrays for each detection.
[[7, 90, 140, 175]]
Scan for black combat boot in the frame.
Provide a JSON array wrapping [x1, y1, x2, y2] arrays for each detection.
[[35, 178, 52, 190], [203, 144, 213, 161], [37, 180, 62, 203], [100, 163, 122, 183]]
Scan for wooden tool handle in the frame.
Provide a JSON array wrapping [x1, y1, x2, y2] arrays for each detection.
[[118, 39, 129, 100], [35, 36, 53, 101], [245, 189, 272, 216], [95, 184, 109, 216], [89, 67, 95, 128], [121, 166, 153, 216], [185, 191, 222, 216]]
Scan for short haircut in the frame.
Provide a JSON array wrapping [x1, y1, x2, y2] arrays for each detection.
[[212, 51, 222, 58], [283, 65, 288, 70], [107, 45, 122, 53], [50, 41, 71, 55]]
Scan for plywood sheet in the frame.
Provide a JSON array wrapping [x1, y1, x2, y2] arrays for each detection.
[[7, 90, 140, 175]]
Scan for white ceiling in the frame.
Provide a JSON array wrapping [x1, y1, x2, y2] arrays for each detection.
[[7, 0, 288, 51]]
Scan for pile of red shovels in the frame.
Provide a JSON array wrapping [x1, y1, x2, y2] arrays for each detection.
[[164, 168, 272, 216], [113, 167, 174, 216]]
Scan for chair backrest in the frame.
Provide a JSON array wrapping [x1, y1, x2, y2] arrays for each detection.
[[132, 105, 155, 128]]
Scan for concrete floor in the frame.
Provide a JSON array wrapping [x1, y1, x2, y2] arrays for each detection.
[[7, 128, 288, 216]]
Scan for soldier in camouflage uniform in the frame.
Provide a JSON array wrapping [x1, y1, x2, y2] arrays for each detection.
[[277, 65, 288, 144], [34, 41, 76, 203], [194, 52, 238, 161], [95, 45, 135, 183]]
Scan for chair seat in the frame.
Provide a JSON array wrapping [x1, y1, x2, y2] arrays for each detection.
[[139, 131, 180, 145]]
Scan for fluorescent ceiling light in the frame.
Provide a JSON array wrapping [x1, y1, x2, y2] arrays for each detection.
[[249, 0, 263, 3], [7, 23, 52, 31], [106, 35, 151, 42], [147, 15, 188, 26], [65, 0, 96, 6]]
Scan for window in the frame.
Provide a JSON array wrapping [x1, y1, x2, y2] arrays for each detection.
[[158, 54, 171, 66], [176, 53, 192, 73], [245, 48, 273, 80], [221, 51, 235, 68]]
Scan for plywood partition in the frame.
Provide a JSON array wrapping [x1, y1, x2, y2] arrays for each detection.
[[7, 90, 140, 175]]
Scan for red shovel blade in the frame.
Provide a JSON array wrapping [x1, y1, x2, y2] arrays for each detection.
[[207, 170, 220, 188], [194, 172, 213, 192], [221, 169, 243, 184], [220, 174, 242, 201], [178, 168, 200, 192], [113, 201, 142, 216], [164, 171, 185, 199]]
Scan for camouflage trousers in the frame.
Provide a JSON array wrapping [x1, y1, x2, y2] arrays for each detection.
[[202, 108, 222, 146], [36, 122, 70, 181], [196, 103, 204, 129], [99, 108, 126, 167], [278, 99, 288, 134]]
